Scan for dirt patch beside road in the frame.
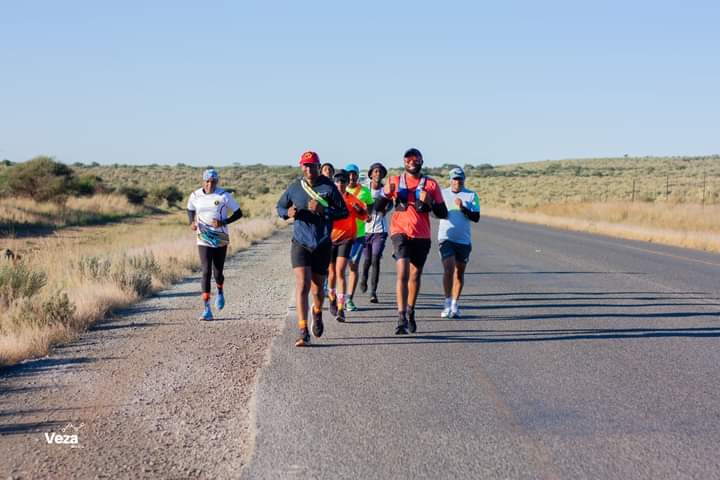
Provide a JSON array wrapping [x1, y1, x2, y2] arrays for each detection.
[[0, 229, 293, 479]]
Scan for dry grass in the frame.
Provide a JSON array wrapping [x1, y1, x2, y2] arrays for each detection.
[[484, 202, 720, 253], [0, 194, 148, 230], [0, 210, 283, 367]]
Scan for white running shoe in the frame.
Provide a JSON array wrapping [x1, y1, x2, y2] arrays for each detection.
[[441, 307, 451, 318], [450, 306, 461, 318]]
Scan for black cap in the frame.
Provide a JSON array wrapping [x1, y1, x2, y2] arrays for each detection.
[[333, 169, 349, 183], [403, 148, 423, 159], [367, 162, 388, 178]]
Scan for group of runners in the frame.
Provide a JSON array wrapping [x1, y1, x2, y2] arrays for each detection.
[[186, 148, 480, 347]]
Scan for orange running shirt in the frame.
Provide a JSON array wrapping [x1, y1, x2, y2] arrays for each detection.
[[331, 192, 368, 243], [383, 174, 444, 239]]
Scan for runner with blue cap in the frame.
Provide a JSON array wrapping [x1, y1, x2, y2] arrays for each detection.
[[187, 168, 244, 320], [438, 166, 480, 318]]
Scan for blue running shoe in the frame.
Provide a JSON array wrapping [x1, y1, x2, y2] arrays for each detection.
[[199, 303, 213, 321], [215, 291, 225, 310]]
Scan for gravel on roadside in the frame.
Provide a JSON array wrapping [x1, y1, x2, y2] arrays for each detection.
[[0, 229, 293, 480]]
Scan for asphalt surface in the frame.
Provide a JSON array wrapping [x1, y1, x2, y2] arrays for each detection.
[[242, 217, 720, 480]]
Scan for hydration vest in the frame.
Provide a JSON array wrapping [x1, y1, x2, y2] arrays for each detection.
[[395, 174, 429, 212]]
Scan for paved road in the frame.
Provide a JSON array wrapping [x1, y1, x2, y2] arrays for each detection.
[[242, 217, 720, 480]]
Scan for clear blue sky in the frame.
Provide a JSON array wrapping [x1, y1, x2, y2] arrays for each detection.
[[1, 1, 718, 168]]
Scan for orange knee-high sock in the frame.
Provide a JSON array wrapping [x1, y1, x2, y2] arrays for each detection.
[[201, 292, 210, 302], [298, 319, 307, 330], [216, 283, 223, 291]]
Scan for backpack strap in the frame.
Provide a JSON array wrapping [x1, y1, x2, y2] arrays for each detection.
[[300, 178, 329, 207]]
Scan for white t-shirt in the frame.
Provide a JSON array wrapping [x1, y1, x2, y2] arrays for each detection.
[[437, 187, 480, 245], [365, 186, 390, 234], [187, 187, 240, 247]]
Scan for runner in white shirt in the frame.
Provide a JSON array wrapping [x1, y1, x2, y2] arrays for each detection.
[[187, 169, 243, 320], [360, 162, 391, 303], [437, 167, 480, 318]]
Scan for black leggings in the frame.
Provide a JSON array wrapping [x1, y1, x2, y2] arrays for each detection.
[[198, 245, 228, 293], [361, 233, 387, 294]]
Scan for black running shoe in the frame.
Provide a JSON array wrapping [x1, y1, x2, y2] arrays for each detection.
[[407, 307, 416, 333], [328, 296, 338, 317], [369, 293, 378, 304], [311, 309, 324, 338], [359, 278, 368, 294], [395, 313, 408, 335], [336, 307, 346, 323], [295, 328, 310, 347]]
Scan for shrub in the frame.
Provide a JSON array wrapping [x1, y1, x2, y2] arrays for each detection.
[[119, 186, 148, 205], [149, 185, 184, 207], [70, 175, 104, 196], [6, 156, 76, 201], [41, 292, 76, 326], [0, 262, 47, 307], [110, 253, 158, 297], [76, 256, 112, 280], [12, 291, 76, 329]]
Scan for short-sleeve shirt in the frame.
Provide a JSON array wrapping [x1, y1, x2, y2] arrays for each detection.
[[331, 192, 368, 243], [365, 186, 390, 234], [187, 187, 240, 247], [383, 174, 444, 239], [346, 184, 372, 238], [438, 187, 481, 245]]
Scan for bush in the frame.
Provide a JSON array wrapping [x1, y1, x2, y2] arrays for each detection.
[[149, 185, 184, 206], [41, 292, 76, 326], [0, 262, 47, 307], [6, 156, 76, 201], [76, 256, 112, 280], [111, 253, 158, 297], [13, 291, 76, 329], [120, 186, 148, 205], [70, 175, 104, 196]]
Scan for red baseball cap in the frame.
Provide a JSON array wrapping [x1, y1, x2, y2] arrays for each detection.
[[299, 151, 320, 166]]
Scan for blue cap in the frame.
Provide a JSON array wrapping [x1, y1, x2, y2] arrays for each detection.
[[203, 169, 219, 181], [345, 163, 360, 174], [449, 167, 465, 180]]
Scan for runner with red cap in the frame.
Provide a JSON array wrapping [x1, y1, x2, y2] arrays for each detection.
[[277, 151, 349, 346]]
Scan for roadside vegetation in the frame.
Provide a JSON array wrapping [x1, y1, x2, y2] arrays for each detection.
[[1, 154, 718, 366], [0, 157, 287, 366], [419, 155, 720, 252]]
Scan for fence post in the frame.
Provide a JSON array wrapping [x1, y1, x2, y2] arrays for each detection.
[[631, 179, 635, 202], [666, 175, 669, 200], [702, 172, 706, 206]]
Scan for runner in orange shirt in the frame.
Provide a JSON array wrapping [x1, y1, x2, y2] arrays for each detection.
[[327, 169, 368, 322], [375, 148, 448, 334]]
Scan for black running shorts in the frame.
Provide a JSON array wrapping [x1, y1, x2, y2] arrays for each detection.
[[331, 240, 353, 262], [439, 240, 472, 264], [391, 234, 432, 268], [291, 240, 332, 274]]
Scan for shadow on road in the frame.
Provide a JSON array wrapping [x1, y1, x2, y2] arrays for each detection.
[[322, 325, 720, 347]]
